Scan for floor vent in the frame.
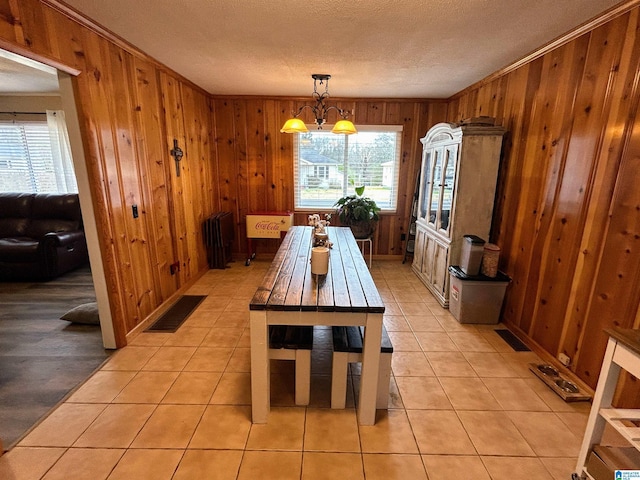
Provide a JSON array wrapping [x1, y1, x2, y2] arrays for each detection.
[[495, 329, 530, 351], [146, 295, 206, 332]]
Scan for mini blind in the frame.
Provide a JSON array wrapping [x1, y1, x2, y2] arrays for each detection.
[[0, 119, 68, 193]]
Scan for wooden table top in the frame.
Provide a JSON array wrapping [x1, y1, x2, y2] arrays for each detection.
[[250, 226, 385, 313]]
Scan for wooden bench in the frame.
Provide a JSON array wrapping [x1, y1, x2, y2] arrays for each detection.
[[331, 325, 393, 409], [268, 325, 313, 405]]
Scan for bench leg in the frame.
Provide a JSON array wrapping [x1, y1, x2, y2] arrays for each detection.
[[331, 351, 349, 409], [295, 349, 311, 405], [376, 353, 392, 409]]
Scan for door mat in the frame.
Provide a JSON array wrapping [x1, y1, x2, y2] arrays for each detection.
[[495, 329, 530, 351], [146, 295, 206, 332]]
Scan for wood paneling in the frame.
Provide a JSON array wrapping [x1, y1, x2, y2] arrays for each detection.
[[449, 8, 640, 397], [211, 97, 447, 258]]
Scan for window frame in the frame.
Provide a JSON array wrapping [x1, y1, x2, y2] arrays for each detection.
[[293, 124, 403, 213]]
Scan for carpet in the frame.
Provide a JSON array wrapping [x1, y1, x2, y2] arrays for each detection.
[[146, 295, 206, 332]]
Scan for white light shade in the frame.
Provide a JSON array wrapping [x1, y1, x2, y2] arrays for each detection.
[[280, 118, 309, 133], [331, 119, 358, 135]]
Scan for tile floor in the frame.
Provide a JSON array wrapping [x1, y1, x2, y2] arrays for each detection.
[[0, 259, 622, 479]]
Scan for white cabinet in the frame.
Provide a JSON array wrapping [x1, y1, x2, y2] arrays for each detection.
[[412, 119, 505, 306], [573, 328, 640, 479]]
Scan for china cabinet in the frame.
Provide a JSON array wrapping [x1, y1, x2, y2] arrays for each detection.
[[412, 119, 505, 306]]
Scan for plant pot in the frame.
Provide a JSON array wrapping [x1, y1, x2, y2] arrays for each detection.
[[347, 221, 375, 239]]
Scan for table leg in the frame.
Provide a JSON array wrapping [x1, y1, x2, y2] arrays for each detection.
[[250, 310, 270, 423], [358, 312, 383, 425]]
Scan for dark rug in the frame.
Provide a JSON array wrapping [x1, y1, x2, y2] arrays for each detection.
[[146, 295, 206, 332], [495, 329, 530, 352]]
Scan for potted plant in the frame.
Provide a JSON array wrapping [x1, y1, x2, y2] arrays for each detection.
[[334, 186, 381, 239]]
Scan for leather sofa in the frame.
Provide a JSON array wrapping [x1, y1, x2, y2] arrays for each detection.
[[0, 193, 90, 281]]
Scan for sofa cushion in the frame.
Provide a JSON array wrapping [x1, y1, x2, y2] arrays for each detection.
[[0, 237, 40, 261], [0, 192, 33, 219], [0, 218, 30, 238], [25, 219, 80, 238]]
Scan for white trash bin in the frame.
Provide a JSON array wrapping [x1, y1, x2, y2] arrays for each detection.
[[448, 265, 510, 324]]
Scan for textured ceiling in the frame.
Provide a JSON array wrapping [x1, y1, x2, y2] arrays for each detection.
[[3, 0, 625, 98]]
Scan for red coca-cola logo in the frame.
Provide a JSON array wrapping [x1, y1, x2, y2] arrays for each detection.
[[255, 221, 280, 231]]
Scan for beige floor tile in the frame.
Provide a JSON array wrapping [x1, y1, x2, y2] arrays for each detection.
[[406, 409, 476, 455], [426, 351, 477, 377], [237, 327, 251, 347], [481, 456, 554, 480], [500, 351, 544, 377], [434, 314, 477, 332], [423, 454, 491, 480], [382, 302, 403, 315], [405, 314, 444, 332], [362, 453, 428, 480], [183, 346, 233, 371], [464, 352, 519, 377], [302, 452, 364, 480], [141, 346, 196, 371], [0, 447, 66, 480], [448, 331, 496, 352], [391, 351, 434, 376], [304, 408, 361, 452], [189, 405, 251, 449], [128, 332, 171, 346], [457, 410, 535, 456], [107, 449, 183, 480], [214, 310, 249, 328], [246, 406, 306, 450], [507, 411, 582, 457], [359, 409, 419, 454], [181, 312, 221, 328], [478, 329, 516, 352], [539, 457, 578, 480], [395, 377, 452, 409], [226, 347, 251, 372], [173, 450, 243, 480], [161, 371, 221, 404], [19, 403, 106, 447], [439, 377, 502, 410], [131, 404, 205, 449], [210, 372, 252, 405], [200, 327, 244, 348], [398, 302, 430, 315], [42, 448, 124, 480], [74, 403, 155, 448], [384, 315, 411, 331], [386, 331, 422, 351], [237, 451, 302, 480], [482, 377, 550, 411], [112, 371, 178, 403], [414, 332, 459, 351], [162, 326, 210, 347], [101, 346, 158, 371], [66, 370, 136, 403]]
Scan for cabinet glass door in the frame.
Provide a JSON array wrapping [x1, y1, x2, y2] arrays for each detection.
[[428, 148, 443, 227], [439, 144, 458, 233], [418, 151, 431, 220]]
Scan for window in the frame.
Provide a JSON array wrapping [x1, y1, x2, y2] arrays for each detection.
[[294, 125, 402, 211], [0, 112, 77, 193]]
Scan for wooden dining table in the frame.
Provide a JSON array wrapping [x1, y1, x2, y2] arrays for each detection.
[[249, 226, 385, 425]]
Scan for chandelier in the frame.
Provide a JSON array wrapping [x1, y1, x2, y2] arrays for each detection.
[[280, 74, 357, 135]]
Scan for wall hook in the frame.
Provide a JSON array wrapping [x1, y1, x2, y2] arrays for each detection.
[[170, 139, 183, 177]]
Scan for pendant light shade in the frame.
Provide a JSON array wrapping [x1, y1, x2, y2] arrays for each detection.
[[331, 119, 357, 135], [280, 118, 309, 134], [281, 74, 357, 135]]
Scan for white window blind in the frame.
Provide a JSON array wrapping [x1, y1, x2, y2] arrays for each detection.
[[0, 116, 77, 193], [294, 125, 402, 211]]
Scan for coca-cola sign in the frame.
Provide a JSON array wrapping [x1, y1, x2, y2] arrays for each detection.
[[246, 213, 293, 239]]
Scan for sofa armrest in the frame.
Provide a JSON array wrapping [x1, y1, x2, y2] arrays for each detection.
[[43, 231, 86, 248]]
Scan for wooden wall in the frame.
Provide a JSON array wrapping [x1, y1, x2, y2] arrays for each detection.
[[211, 97, 447, 258], [0, 0, 217, 346], [1, 0, 638, 403], [448, 6, 640, 398]]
